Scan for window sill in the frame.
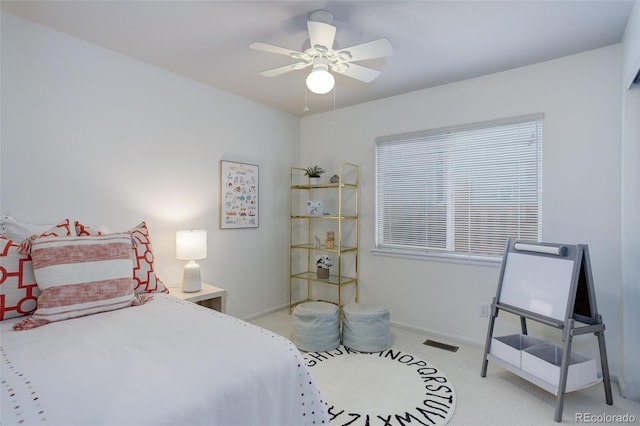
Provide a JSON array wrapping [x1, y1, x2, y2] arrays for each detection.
[[370, 247, 502, 268]]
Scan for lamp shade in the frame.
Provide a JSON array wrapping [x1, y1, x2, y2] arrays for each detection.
[[176, 230, 207, 260], [306, 69, 335, 94]]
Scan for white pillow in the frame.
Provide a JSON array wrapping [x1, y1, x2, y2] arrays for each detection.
[[0, 215, 56, 242]]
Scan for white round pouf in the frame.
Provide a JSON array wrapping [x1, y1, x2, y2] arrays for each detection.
[[292, 301, 341, 352], [342, 303, 391, 352]]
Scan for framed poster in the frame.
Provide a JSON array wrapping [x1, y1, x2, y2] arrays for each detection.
[[220, 160, 259, 229]]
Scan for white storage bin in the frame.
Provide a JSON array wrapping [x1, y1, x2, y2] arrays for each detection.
[[490, 334, 547, 368], [521, 343, 598, 391]]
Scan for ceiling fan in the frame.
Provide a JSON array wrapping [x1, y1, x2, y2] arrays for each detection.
[[250, 10, 392, 94]]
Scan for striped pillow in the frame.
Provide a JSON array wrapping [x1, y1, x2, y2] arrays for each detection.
[[29, 234, 137, 324]]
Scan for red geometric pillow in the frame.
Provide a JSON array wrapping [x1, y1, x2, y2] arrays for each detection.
[[35, 220, 71, 238], [0, 219, 72, 320], [74, 221, 168, 294]]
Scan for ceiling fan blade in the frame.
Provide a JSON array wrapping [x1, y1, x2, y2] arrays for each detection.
[[332, 63, 381, 83], [338, 38, 393, 62], [250, 42, 306, 59], [259, 62, 311, 77], [307, 21, 336, 50]]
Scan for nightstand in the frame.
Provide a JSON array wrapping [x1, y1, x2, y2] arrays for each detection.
[[169, 283, 227, 313]]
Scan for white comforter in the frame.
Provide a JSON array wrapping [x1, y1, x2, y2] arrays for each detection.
[[0, 294, 329, 425]]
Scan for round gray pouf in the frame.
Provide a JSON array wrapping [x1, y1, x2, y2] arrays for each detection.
[[342, 303, 391, 352], [292, 301, 341, 352]]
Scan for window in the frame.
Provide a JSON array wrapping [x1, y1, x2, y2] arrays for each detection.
[[375, 115, 542, 260]]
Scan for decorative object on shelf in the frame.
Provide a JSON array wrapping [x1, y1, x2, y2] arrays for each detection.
[[307, 200, 323, 216], [304, 165, 325, 184], [317, 268, 330, 279], [330, 174, 340, 183], [220, 160, 259, 229], [176, 230, 207, 293], [316, 255, 333, 279], [325, 231, 335, 249]]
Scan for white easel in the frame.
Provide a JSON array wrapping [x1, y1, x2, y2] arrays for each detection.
[[480, 239, 612, 422]]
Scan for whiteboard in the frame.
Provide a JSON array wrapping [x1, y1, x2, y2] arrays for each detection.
[[498, 252, 575, 321]]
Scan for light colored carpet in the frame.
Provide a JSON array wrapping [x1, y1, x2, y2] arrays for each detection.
[[303, 345, 456, 425], [251, 309, 640, 425]]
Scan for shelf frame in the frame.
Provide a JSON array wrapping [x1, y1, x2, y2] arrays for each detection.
[[289, 162, 359, 313]]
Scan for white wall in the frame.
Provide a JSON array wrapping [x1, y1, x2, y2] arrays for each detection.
[[621, 0, 640, 401], [301, 46, 624, 374], [1, 7, 633, 385], [0, 12, 300, 319]]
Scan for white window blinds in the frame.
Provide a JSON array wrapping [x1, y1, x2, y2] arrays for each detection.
[[375, 115, 543, 258]]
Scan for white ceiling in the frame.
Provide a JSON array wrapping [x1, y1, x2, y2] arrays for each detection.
[[1, 0, 635, 116]]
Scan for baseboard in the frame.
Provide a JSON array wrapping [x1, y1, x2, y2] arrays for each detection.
[[390, 319, 485, 349], [242, 303, 289, 322], [616, 376, 640, 399], [245, 309, 486, 348]]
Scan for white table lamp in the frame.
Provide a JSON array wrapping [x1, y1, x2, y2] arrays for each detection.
[[176, 230, 207, 293]]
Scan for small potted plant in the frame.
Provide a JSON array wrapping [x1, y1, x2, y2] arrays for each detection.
[[315, 255, 333, 279], [304, 165, 325, 184]]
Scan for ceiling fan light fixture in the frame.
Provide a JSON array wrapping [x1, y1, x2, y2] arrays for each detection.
[[306, 66, 335, 94], [251, 9, 392, 101]]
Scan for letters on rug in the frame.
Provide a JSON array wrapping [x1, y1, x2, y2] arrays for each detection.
[[303, 345, 456, 426]]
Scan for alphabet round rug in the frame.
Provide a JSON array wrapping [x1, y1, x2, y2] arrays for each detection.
[[303, 346, 456, 425]]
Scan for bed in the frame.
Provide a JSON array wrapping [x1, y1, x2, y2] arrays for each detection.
[[0, 217, 329, 425], [1, 293, 329, 425]]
